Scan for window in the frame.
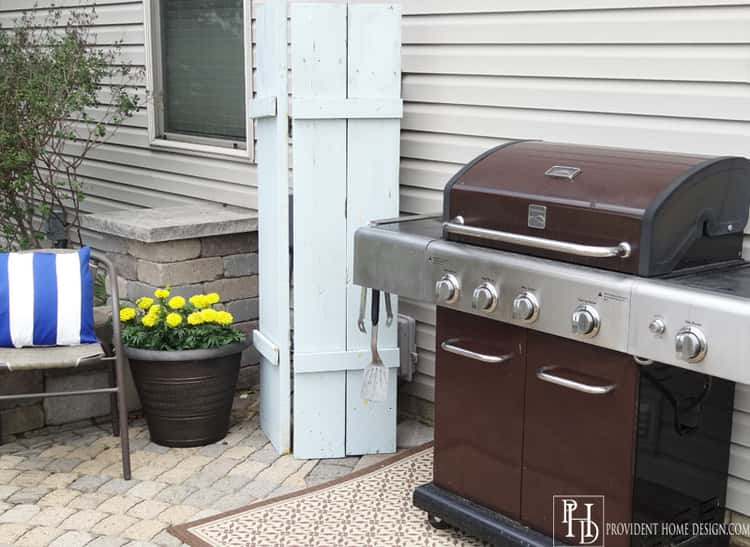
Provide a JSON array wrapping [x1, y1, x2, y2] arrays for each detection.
[[145, 0, 251, 157]]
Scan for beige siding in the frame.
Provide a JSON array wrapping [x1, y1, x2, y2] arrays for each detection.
[[0, 0, 258, 217], [7, 0, 750, 515], [398, 0, 750, 515]]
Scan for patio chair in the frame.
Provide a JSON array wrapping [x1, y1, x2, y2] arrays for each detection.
[[0, 250, 131, 479]]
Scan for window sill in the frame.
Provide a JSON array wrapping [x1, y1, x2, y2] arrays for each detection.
[[149, 137, 253, 163]]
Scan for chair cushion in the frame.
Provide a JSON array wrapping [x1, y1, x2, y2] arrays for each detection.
[[0, 247, 97, 348], [0, 343, 105, 371]]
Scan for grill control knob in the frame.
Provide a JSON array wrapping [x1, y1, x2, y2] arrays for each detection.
[[649, 318, 666, 336], [435, 274, 459, 304], [675, 327, 707, 363], [472, 283, 498, 313], [571, 305, 600, 338], [512, 292, 539, 323]]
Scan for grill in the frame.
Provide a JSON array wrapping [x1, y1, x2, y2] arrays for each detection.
[[443, 141, 749, 276], [353, 141, 750, 547]]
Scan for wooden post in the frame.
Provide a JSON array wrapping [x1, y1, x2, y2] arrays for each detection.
[[251, 1, 292, 455], [291, 3, 403, 458]]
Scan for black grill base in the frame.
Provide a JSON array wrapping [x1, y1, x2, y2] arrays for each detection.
[[413, 482, 555, 547]]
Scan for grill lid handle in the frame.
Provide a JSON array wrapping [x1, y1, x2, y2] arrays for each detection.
[[444, 217, 631, 259]]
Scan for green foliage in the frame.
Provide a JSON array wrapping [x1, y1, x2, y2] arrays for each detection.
[[0, 7, 141, 250], [123, 320, 246, 352], [93, 272, 107, 306], [120, 292, 246, 352]]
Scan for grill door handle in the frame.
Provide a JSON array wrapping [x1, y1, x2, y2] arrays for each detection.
[[440, 339, 514, 364], [536, 366, 616, 395], [444, 219, 631, 259]]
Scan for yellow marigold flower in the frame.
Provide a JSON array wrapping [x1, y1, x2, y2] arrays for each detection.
[[165, 313, 183, 328], [154, 288, 170, 299], [205, 293, 220, 305], [187, 312, 203, 326], [168, 296, 186, 310], [141, 314, 157, 327], [199, 308, 218, 323], [215, 311, 233, 326], [148, 304, 162, 316], [119, 307, 136, 322], [136, 297, 154, 310], [189, 294, 208, 309]]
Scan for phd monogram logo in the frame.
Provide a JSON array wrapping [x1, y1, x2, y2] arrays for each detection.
[[553, 495, 605, 546]]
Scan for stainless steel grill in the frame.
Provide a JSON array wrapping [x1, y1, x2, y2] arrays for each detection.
[[354, 141, 750, 384], [353, 141, 750, 547]]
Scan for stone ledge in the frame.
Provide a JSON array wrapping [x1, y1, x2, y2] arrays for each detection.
[[82, 206, 258, 243], [137, 257, 224, 286], [204, 277, 259, 301], [127, 239, 202, 262]]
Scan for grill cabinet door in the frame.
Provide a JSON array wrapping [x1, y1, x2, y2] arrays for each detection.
[[434, 308, 527, 518], [521, 331, 638, 547]]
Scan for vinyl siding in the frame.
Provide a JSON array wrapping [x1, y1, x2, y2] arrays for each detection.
[[0, 0, 258, 218], [6, 0, 750, 516], [398, 0, 750, 516]]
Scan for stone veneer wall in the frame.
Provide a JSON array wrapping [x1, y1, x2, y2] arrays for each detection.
[[99, 231, 260, 368], [0, 206, 259, 441], [83, 206, 261, 384]]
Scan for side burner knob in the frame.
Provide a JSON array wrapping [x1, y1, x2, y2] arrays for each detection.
[[472, 283, 498, 313], [649, 318, 666, 335], [512, 292, 539, 323], [571, 305, 600, 338], [435, 274, 460, 304], [675, 327, 707, 363]]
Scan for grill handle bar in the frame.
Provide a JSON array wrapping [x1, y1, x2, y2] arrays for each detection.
[[370, 213, 442, 226], [444, 217, 631, 259], [440, 339, 514, 364], [536, 366, 616, 395]]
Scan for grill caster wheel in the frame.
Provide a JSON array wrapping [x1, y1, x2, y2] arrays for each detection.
[[428, 514, 451, 530]]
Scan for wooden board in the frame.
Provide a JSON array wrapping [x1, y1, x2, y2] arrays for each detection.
[[255, 1, 292, 455], [295, 348, 400, 373], [344, 4, 401, 456], [291, 3, 349, 460]]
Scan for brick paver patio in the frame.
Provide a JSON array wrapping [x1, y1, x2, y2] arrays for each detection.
[[0, 392, 384, 547]]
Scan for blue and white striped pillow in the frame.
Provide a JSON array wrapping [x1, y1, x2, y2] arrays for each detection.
[[0, 247, 97, 348]]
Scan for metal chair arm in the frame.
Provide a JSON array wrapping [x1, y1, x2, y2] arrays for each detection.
[[89, 251, 123, 354]]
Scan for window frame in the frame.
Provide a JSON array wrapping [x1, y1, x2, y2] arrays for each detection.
[[143, 0, 254, 161]]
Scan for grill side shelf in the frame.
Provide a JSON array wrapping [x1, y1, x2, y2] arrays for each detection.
[[628, 272, 750, 385], [352, 219, 442, 302]]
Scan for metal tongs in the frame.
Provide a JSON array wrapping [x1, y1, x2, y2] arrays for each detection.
[[357, 287, 393, 333]]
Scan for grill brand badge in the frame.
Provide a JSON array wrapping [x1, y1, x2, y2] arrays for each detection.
[[528, 204, 547, 229], [553, 495, 605, 546]]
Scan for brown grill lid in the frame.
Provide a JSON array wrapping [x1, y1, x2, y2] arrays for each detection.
[[444, 141, 750, 276]]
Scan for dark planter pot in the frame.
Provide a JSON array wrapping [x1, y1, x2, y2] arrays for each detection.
[[125, 341, 248, 447]]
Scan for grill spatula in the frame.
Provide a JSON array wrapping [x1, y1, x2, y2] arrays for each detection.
[[361, 289, 389, 402]]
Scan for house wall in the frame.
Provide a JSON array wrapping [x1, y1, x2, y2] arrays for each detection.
[[0, 0, 260, 439], [0, 0, 258, 218], [397, 0, 750, 517], [5, 0, 750, 517]]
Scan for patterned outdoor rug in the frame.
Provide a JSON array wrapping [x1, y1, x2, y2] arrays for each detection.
[[170, 443, 486, 546]]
